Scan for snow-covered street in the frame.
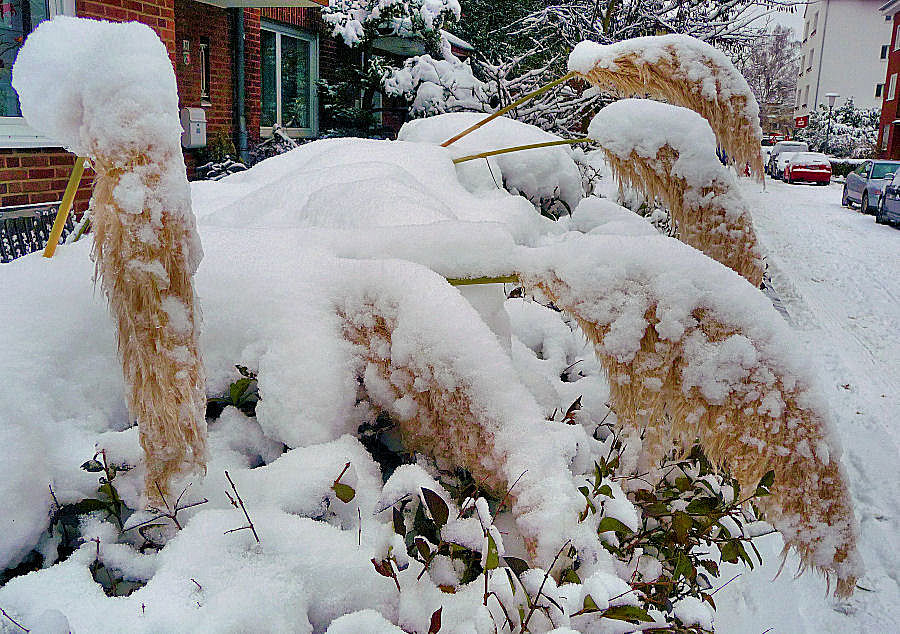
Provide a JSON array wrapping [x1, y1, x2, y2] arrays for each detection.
[[718, 179, 900, 632]]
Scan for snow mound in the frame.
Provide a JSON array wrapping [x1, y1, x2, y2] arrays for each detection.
[[399, 113, 584, 209], [194, 137, 551, 279]]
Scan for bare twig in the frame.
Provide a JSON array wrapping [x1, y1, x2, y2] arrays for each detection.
[[127, 484, 208, 533], [0, 607, 29, 632], [224, 470, 259, 543], [191, 578, 202, 591], [711, 573, 742, 596], [521, 540, 571, 632], [497, 470, 528, 513]]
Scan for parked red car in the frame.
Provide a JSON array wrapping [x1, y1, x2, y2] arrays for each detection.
[[783, 152, 832, 185]]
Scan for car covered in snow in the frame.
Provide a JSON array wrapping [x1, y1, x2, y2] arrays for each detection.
[[773, 151, 799, 178], [767, 140, 809, 178], [842, 160, 900, 213], [783, 152, 832, 185]]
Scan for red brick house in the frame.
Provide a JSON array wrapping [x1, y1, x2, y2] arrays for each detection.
[[1, 0, 333, 214], [879, 0, 900, 157]]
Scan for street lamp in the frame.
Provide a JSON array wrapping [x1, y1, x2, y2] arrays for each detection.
[[823, 92, 839, 155]]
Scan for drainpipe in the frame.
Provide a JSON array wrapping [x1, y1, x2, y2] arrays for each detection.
[[232, 8, 249, 164], [813, 0, 831, 112]]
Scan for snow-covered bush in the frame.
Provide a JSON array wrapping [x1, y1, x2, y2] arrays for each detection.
[[796, 98, 879, 158], [398, 113, 584, 212], [321, 0, 463, 133], [2, 16, 863, 634], [385, 53, 495, 117], [324, 0, 461, 48]]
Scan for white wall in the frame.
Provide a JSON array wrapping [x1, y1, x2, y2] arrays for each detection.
[[794, 0, 892, 116]]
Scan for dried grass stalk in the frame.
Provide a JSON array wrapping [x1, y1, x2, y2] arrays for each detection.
[[572, 37, 764, 179], [91, 157, 207, 499], [521, 269, 861, 598], [339, 301, 574, 565], [602, 145, 764, 285]]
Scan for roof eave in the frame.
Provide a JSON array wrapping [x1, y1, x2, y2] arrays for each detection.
[[194, 0, 326, 8], [880, 0, 900, 15]]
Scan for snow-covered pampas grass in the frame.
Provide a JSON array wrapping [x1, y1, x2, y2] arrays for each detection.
[[568, 35, 765, 180], [520, 234, 861, 597], [334, 262, 588, 570], [90, 159, 207, 498], [588, 99, 764, 285], [12, 17, 207, 498]]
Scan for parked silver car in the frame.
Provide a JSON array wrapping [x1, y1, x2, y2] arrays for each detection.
[[767, 141, 809, 179], [875, 170, 900, 226], [841, 160, 900, 213]]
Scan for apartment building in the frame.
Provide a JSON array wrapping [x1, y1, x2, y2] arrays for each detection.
[[794, 0, 892, 118]]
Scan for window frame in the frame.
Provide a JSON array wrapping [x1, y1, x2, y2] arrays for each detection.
[[198, 37, 211, 106], [0, 0, 74, 148], [889, 73, 898, 102], [259, 21, 318, 140], [877, 83, 884, 98]]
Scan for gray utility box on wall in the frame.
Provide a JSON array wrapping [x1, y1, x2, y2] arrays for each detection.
[[180, 107, 207, 149]]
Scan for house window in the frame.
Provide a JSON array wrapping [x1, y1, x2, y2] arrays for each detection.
[[1, 0, 52, 117], [883, 45, 890, 60], [1, 0, 73, 147], [877, 83, 885, 98], [808, 48, 814, 71], [896, 25, 900, 50], [260, 22, 318, 137], [882, 126, 890, 150], [811, 12, 818, 35], [889, 73, 898, 101], [199, 37, 210, 104], [804, 85, 810, 106]]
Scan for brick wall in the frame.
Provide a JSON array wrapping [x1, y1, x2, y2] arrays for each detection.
[[880, 13, 900, 159], [0, 149, 93, 214], [244, 9, 262, 142], [79, 0, 177, 60], [4, 1, 346, 215], [174, 0, 233, 172]]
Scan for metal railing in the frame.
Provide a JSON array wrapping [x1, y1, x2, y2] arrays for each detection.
[[0, 201, 71, 263]]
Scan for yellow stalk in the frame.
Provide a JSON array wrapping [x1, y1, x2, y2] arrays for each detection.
[[452, 138, 592, 165], [43, 156, 86, 258], [441, 71, 578, 147], [446, 275, 520, 286]]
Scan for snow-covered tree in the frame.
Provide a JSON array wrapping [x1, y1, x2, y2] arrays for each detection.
[[320, 1, 462, 132], [324, 0, 461, 48], [796, 98, 880, 158], [735, 25, 800, 131], [439, 0, 804, 137]]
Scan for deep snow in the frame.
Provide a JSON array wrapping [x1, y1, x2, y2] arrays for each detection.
[[717, 179, 900, 632]]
